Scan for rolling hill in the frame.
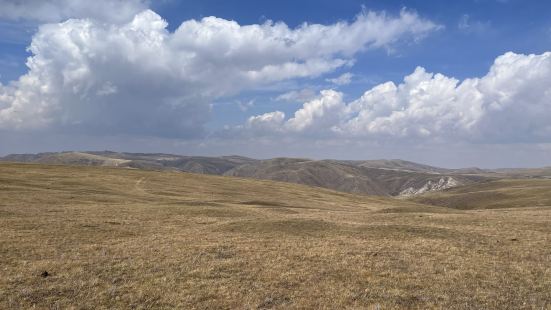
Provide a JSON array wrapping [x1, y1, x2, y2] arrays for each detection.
[[0, 151, 489, 197], [411, 178, 551, 209], [224, 157, 485, 196], [0, 151, 257, 174], [0, 162, 549, 309]]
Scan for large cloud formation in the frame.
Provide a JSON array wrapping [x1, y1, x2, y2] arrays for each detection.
[[0, 8, 439, 137], [246, 52, 551, 143]]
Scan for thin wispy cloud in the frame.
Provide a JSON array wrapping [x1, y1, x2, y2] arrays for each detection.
[[0, 0, 149, 23], [275, 89, 318, 103], [326, 73, 354, 86], [457, 14, 491, 34]]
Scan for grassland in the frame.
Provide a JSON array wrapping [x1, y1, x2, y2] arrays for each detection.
[[0, 163, 549, 309], [412, 179, 551, 210]]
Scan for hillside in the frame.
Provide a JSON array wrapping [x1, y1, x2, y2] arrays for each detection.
[[0, 151, 488, 197], [339, 159, 453, 174], [1, 162, 550, 309], [411, 178, 551, 209], [0, 151, 257, 174], [492, 167, 551, 179], [224, 158, 485, 196]]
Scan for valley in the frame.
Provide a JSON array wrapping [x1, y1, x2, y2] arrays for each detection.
[[0, 151, 505, 197]]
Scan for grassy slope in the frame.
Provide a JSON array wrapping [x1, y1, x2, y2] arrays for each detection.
[[0, 163, 549, 309], [2, 152, 488, 197], [411, 179, 551, 210]]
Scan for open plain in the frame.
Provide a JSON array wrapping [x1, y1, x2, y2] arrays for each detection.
[[0, 162, 550, 309]]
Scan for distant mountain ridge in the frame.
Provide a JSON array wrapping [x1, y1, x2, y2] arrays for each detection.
[[1, 151, 256, 175], [4, 150, 547, 197]]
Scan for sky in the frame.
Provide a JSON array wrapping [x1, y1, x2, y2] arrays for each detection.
[[0, 0, 551, 168]]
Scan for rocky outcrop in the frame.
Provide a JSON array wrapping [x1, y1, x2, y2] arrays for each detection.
[[399, 177, 460, 197]]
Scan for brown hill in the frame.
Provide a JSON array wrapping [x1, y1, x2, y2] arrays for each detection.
[[411, 178, 551, 209], [224, 158, 485, 196], [0, 151, 487, 196]]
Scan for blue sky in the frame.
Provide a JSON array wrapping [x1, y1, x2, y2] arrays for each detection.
[[159, 0, 551, 129], [0, 0, 551, 167], [4, 0, 550, 83]]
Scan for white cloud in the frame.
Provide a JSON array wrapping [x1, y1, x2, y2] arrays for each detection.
[[457, 14, 490, 34], [0, 8, 439, 138], [275, 89, 318, 102], [246, 111, 286, 133], [242, 89, 348, 136], [0, 0, 149, 23], [285, 90, 346, 133], [242, 52, 551, 143], [326, 72, 354, 85]]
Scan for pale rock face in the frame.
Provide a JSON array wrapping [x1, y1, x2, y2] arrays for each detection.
[[399, 177, 459, 197]]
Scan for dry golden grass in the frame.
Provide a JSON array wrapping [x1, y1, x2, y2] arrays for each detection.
[[0, 162, 550, 309], [411, 179, 551, 210]]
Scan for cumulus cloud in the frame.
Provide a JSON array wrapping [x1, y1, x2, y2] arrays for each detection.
[[242, 52, 551, 143], [246, 111, 286, 134], [285, 90, 346, 133], [0, 0, 149, 23], [0, 8, 439, 138], [326, 72, 354, 85], [247, 90, 345, 135], [246, 90, 346, 137]]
